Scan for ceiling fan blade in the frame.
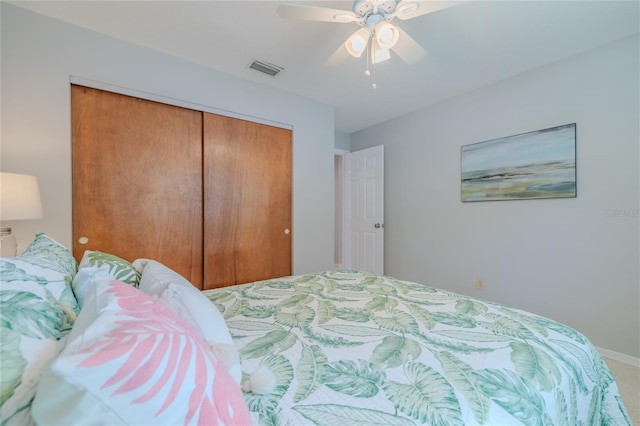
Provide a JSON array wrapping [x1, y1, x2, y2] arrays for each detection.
[[392, 26, 427, 64], [395, 0, 464, 20], [277, 3, 357, 23], [324, 45, 351, 68]]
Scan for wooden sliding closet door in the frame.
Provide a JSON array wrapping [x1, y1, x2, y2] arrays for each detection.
[[71, 85, 204, 287], [203, 113, 292, 289]]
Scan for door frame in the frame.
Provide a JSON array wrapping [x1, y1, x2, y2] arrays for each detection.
[[334, 149, 349, 269]]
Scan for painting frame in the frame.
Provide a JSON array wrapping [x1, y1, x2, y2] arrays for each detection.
[[461, 123, 577, 202]]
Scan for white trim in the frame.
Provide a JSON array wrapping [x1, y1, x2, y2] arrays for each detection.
[[340, 151, 350, 270], [69, 76, 293, 130], [333, 151, 348, 269], [597, 346, 640, 367], [334, 150, 348, 269]]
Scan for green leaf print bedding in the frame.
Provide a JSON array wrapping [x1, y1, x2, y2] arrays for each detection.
[[204, 270, 631, 426]]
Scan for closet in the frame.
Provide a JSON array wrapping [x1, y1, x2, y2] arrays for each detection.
[[71, 85, 292, 290]]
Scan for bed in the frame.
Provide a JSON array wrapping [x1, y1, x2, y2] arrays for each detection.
[[0, 233, 632, 425], [205, 270, 631, 426]]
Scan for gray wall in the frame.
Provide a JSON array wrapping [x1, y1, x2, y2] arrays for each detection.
[[1, 4, 335, 275], [351, 35, 639, 358], [334, 131, 351, 151]]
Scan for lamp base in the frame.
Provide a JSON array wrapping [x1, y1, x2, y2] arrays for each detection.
[[0, 227, 18, 257]]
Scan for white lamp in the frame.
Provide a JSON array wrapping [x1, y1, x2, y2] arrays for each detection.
[[0, 173, 43, 257]]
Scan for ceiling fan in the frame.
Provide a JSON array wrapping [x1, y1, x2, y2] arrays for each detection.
[[277, 0, 458, 68]]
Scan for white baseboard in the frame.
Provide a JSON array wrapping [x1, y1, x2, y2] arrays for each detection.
[[597, 346, 640, 367]]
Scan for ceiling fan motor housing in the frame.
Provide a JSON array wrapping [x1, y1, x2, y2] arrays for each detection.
[[353, 0, 398, 21]]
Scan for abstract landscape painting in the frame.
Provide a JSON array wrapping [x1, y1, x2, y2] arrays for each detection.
[[461, 123, 576, 201]]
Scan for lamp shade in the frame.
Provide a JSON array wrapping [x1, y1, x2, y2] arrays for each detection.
[[0, 173, 43, 221]]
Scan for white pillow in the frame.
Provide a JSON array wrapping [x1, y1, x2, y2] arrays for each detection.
[[70, 267, 114, 308], [31, 278, 252, 426], [132, 259, 241, 384], [0, 330, 67, 426]]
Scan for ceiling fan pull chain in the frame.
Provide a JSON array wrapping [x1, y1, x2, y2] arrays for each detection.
[[372, 59, 377, 89], [364, 33, 372, 77], [370, 34, 377, 89]]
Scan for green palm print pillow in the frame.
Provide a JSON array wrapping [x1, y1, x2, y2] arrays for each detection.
[[1, 232, 80, 329], [0, 232, 79, 424], [79, 250, 141, 287]]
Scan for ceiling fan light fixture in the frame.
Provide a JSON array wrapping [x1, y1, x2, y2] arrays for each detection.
[[345, 34, 368, 57], [372, 46, 391, 64], [374, 22, 399, 50]]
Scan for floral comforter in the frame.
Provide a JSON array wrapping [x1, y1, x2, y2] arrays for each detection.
[[204, 270, 630, 426]]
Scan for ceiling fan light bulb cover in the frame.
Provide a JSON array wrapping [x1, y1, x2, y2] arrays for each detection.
[[373, 47, 391, 64], [379, 27, 394, 43], [346, 34, 367, 57], [375, 22, 399, 50]]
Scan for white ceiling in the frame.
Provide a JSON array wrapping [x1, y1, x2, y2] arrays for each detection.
[[10, 0, 639, 133]]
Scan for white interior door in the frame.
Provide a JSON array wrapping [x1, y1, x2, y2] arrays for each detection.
[[343, 145, 384, 274]]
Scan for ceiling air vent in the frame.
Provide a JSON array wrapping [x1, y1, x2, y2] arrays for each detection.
[[249, 60, 284, 77]]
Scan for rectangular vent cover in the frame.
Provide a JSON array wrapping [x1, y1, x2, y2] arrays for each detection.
[[249, 60, 284, 77]]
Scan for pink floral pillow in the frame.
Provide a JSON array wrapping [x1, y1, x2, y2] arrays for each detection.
[[31, 279, 252, 425]]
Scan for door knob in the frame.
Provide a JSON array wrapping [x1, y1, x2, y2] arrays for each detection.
[[374, 223, 383, 228]]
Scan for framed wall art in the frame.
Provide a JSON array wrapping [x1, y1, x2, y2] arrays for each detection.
[[461, 123, 576, 202]]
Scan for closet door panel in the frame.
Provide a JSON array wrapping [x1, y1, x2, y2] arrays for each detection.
[[71, 85, 203, 288], [203, 113, 292, 288]]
